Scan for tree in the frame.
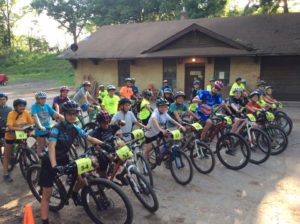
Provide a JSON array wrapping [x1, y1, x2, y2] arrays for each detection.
[[31, 0, 96, 44], [243, 0, 289, 15], [0, 0, 16, 48]]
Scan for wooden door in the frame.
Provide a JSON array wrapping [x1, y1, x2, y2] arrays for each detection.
[[185, 64, 205, 98]]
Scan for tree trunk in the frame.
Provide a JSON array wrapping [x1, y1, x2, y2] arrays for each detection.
[[282, 0, 288, 13]]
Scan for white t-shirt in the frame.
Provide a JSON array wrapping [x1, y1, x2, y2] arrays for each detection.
[[111, 111, 137, 134], [73, 87, 90, 106], [145, 108, 172, 138]]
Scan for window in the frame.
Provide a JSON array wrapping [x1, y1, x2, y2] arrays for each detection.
[[118, 60, 130, 86], [214, 57, 230, 85], [163, 59, 177, 88]]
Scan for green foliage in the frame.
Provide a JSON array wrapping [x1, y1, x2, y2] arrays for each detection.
[[243, 0, 289, 15], [0, 52, 74, 86], [31, 0, 96, 43]]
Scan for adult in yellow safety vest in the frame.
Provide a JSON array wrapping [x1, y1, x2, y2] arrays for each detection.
[[229, 77, 245, 96], [206, 79, 215, 91]]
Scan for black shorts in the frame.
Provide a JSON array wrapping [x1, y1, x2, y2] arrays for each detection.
[[141, 115, 151, 126], [0, 132, 5, 139], [38, 156, 69, 188], [36, 133, 49, 138], [145, 132, 163, 144], [5, 139, 15, 145]]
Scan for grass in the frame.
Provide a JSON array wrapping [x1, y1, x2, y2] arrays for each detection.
[[0, 53, 75, 87]]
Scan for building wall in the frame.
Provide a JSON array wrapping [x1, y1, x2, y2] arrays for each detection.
[[230, 57, 260, 91], [74, 56, 260, 93]]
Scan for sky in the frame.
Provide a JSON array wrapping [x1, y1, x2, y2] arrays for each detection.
[[13, 0, 300, 49]]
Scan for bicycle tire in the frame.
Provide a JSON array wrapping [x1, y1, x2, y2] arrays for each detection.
[[136, 153, 154, 187], [127, 168, 159, 213], [264, 124, 288, 155], [81, 178, 134, 224], [169, 148, 193, 185], [247, 128, 271, 165], [274, 113, 293, 136], [189, 140, 215, 174], [216, 133, 250, 170], [19, 148, 39, 179], [26, 164, 66, 212]]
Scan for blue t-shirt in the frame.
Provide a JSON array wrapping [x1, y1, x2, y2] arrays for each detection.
[[196, 90, 223, 121], [31, 103, 55, 136], [48, 122, 87, 160]]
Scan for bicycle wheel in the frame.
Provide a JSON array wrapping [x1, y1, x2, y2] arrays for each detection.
[[127, 168, 159, 213], [26, 164, 66, 212], [148, 147, 158, 170], [246, 128, 271, 165], [169, 146, 193, 185], [216, 133, 250, 170], [264, 125, 288, 155], [189, 139, 215, 174], [135, 153, 154, 187], [81, 178, 133, 224], [69, 144, 79, 160], [19, 148, 39, 178], [274, 113, 293, 136]]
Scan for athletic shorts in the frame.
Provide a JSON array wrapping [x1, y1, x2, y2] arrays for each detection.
[[145, 132, 163, 144]]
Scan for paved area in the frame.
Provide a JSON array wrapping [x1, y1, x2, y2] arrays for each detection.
[[0, 82, 299, 224]]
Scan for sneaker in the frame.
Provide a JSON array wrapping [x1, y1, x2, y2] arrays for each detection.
[[116, 174, 129, 186], [72, 192, 83, 206], [225, 149, 236, 156], [3, 174, 13, 183]]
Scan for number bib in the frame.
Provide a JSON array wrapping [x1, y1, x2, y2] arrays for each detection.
[[131, 129, 144, 140], [15, 131, 27, 140], [116, 145, 133, 161], [191, 123, 203, 131], [171, 130, 182, 140], [75, 158, 93, 175], [224, 116, 232, 125], [247, 114, 256, 122]]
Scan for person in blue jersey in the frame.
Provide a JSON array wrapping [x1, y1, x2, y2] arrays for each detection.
[[192, 81, 232, 141]]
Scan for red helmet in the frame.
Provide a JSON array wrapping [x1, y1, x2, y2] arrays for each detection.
[[60, 86, 70, 92], [96, 110, 111, 123], [214, 81, 224, 90]]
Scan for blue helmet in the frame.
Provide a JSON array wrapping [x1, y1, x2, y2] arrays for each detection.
[[0, 93, 8, 99], [163, 88, 172, 94], [193, 80, 200, 85]]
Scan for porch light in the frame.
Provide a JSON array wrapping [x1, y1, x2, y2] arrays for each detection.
[[192, 58, 196, 62]]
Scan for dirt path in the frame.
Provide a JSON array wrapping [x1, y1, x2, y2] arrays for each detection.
[[0, 83, 300, 224]]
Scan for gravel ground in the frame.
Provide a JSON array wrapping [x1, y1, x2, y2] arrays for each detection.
[[0, 82, 299, 224]]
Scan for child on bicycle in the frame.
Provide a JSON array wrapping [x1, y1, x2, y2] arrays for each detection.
[[163, 88, 174, 105], [139, 90, 153, 125], [191, 80, 201, 101], [73, 81, 98, 111], [168, 91, 199, 126], [246, 91, 266, 114], [101, 85, 120, 116], [52, 86, 70, 114], [263, 86, 279, 106], [39, 101, 105, 224], [193, 81, 232, 142], [143, 98, 186, 161], [111, 98, 147, 135], [0, 93, 12, 137], [32, 91, 64, 156], [3, 99, 34, 183]]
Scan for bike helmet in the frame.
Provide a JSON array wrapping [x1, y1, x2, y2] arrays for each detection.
[[0, 93, 8, 99], [241, 79, 246, 84], [214, 81, 224, 90], [107, 85, 116, 91], [257, 80, 266, 86], [99, 84, 104, 89], [193, 80, 200, 85], [235, 77, 242, 82], [61, 101, 81, 113], [233, 88, 243, 93], [125, 77, 132, 82], [131, 77, 136, 83], [265, 86, 272, 91], [96, 110, 111, 123], [163, 88, 172, 94], [35, 91, 47, 99], [119, 98, 131, 106], [60, 86, 70, 92], [82, 81, 91, 87], [174, 91, 185, 99], [163, 80, 168, 83], [156, 98, 168, 106], [209, 79, 215, 82], [13, 98, 27, 108], [249, 91, 261, 98], [142, 90, 152, 97]]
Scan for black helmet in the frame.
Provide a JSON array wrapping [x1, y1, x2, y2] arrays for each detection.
[[142, 90, 152, 97], [257, 80, 266, 87], [249, 91, 261, 98], [0, 93, 8, 100], [96, 110, 111, 123], [82, 81, 91, 87], [61, 100, 80, 113], [235, 77, 242, 82], [156, 98, 168, 106], [13, 98, 27, 108], [174, 91, 185, 99], [119, 98, 131, 105]]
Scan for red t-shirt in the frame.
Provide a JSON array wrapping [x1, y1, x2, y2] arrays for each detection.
[[246, 101, 261, 114]]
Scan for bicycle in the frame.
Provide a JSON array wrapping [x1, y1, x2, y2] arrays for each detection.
[[122, 129, 154, 187], [27, 148, 134, 224], [269, 102, 293, 136], [145, 129, 194, 185], [97, 138, 159, 213], [0, 126, 39, 178], [180, 122, 215, 174]]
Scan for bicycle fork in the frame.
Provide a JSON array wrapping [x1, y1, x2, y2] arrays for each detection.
[[172, 145, 184, 169]]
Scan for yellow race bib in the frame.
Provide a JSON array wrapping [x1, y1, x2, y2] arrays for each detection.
[[75, 158, 93, 175]]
